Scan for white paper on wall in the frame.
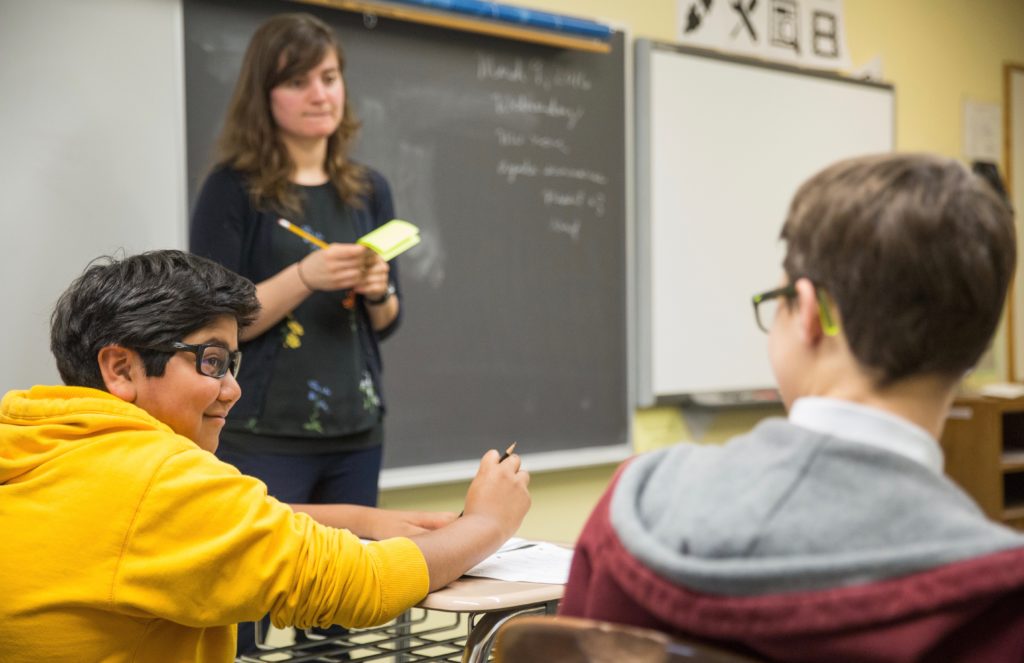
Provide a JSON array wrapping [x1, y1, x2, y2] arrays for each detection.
[[677, 0, 851, 71], [963, 98, 1003, 164]]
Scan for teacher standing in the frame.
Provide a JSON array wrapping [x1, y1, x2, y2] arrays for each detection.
[[190, 13, 399, 517]]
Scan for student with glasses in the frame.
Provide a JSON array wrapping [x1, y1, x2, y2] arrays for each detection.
[[0, 250, 530, 662], [561, 153, 1024, 662]]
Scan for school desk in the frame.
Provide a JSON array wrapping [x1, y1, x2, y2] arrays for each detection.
[[237, 574, 564, 662]]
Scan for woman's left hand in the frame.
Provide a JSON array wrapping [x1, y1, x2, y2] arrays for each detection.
[[354, 251, 391, 300]]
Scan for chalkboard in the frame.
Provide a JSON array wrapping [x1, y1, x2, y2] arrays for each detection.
[[183, 0, 629, 481], [635, 39, 894, 405]]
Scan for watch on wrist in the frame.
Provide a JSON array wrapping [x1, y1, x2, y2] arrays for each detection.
[[366, 282, 396, 306]]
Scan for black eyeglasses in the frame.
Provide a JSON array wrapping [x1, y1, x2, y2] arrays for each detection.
[[751, 284, 796, 333], [751, 282, 840, 336], [147, 341, 242, 378]]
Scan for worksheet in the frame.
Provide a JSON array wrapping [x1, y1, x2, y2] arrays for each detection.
[[464, 538, 573, 584]]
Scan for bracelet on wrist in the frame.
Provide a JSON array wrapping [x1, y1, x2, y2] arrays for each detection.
[[296, 259, 316, 292]]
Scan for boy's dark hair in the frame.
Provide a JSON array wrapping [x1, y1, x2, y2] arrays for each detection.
[[782, 152, 1016, 386], [50, 250, 260, 390]]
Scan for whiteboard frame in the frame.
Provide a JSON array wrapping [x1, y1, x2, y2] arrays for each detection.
[[1007, 63, 1024, 382], [635, 39, 895, 406]]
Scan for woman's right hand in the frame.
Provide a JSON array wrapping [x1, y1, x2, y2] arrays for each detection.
[[244, 243, 373, 340], [298, 243, 373, 292]]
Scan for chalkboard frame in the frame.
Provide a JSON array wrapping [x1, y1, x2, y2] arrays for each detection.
[[183, 0, 632, 486]]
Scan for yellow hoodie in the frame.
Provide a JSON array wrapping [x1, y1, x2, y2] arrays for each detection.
[[0, 386, 429, 662]]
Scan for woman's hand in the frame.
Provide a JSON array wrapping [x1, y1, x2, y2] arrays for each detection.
[[355, 251, 399, 331], [354, 252, 391, 300], [298, 243, 372, 292]]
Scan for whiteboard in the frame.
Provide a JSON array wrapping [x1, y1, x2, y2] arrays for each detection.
[[0, 0, 186, 393], [635, 40, 894, 404]]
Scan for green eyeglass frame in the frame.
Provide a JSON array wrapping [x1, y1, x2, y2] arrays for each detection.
[[751, 282, 839, 336]]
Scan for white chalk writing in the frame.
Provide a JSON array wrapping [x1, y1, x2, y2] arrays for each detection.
[[542, 165, 607, 185], [542, 188, 586, 208], [496, 159, 539, 183], [530, 134, 570, 155], [491, 94, 585, 130], [477, 55, 528, 83], [495, 128, 526, 147], [550, 217, 582, 241], [530, 60, 593, 91]]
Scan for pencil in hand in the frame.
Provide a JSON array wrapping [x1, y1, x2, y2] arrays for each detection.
[[279, 217, 366, 309], [278, 218, 328, 249], [498, 441, 517, 462], [459, 442, 518, 518]]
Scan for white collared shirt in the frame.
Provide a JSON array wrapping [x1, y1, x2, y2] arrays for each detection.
[[789, 397, 944, 474]]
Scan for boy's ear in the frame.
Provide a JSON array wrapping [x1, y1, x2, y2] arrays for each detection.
[[792, 277, 824, 344], [97, 345, 139, 403]]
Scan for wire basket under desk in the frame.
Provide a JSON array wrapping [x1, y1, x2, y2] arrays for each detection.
[[236, 603, 553, 663]]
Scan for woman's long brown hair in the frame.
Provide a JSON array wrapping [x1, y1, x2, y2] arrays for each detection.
[[216, 13, 368, 215]]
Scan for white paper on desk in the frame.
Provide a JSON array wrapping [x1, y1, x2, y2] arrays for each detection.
[[464, 541, 573, 584]]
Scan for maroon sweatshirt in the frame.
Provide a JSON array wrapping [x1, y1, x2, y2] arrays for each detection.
[[563, 459, 1024, 662]]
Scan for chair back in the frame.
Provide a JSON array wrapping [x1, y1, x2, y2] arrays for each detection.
[[493, 615, 763, 663]]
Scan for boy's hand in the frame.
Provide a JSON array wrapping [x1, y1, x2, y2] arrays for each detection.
[[366, 509, 458, 540], [288, 504, 456, 540], [462, 450, 531, 541], [410, 451, 531, 591]]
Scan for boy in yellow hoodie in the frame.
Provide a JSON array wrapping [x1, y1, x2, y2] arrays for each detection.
[[0, 250, 530, 662]]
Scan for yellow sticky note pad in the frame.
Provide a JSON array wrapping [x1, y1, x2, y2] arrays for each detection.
[[357, 219, 421, 261]]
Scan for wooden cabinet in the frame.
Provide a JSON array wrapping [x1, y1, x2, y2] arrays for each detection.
[[940, 395, 1024, 529]]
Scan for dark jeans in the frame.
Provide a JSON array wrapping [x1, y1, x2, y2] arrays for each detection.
[[217, 443, 384, 655]]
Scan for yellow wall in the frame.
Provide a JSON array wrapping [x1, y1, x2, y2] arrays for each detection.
[[847, 0, 1024, 155], [382, 1, 1024, 540]]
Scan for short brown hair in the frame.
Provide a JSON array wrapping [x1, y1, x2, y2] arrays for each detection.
[[216, 13, 367, 214], [781, 153, 1015, 386]]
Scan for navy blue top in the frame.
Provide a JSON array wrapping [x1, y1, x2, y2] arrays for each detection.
[[189, 165, 401, 449]]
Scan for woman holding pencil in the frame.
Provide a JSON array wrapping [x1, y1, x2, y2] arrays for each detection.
[[189, 12, 402, 649]]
